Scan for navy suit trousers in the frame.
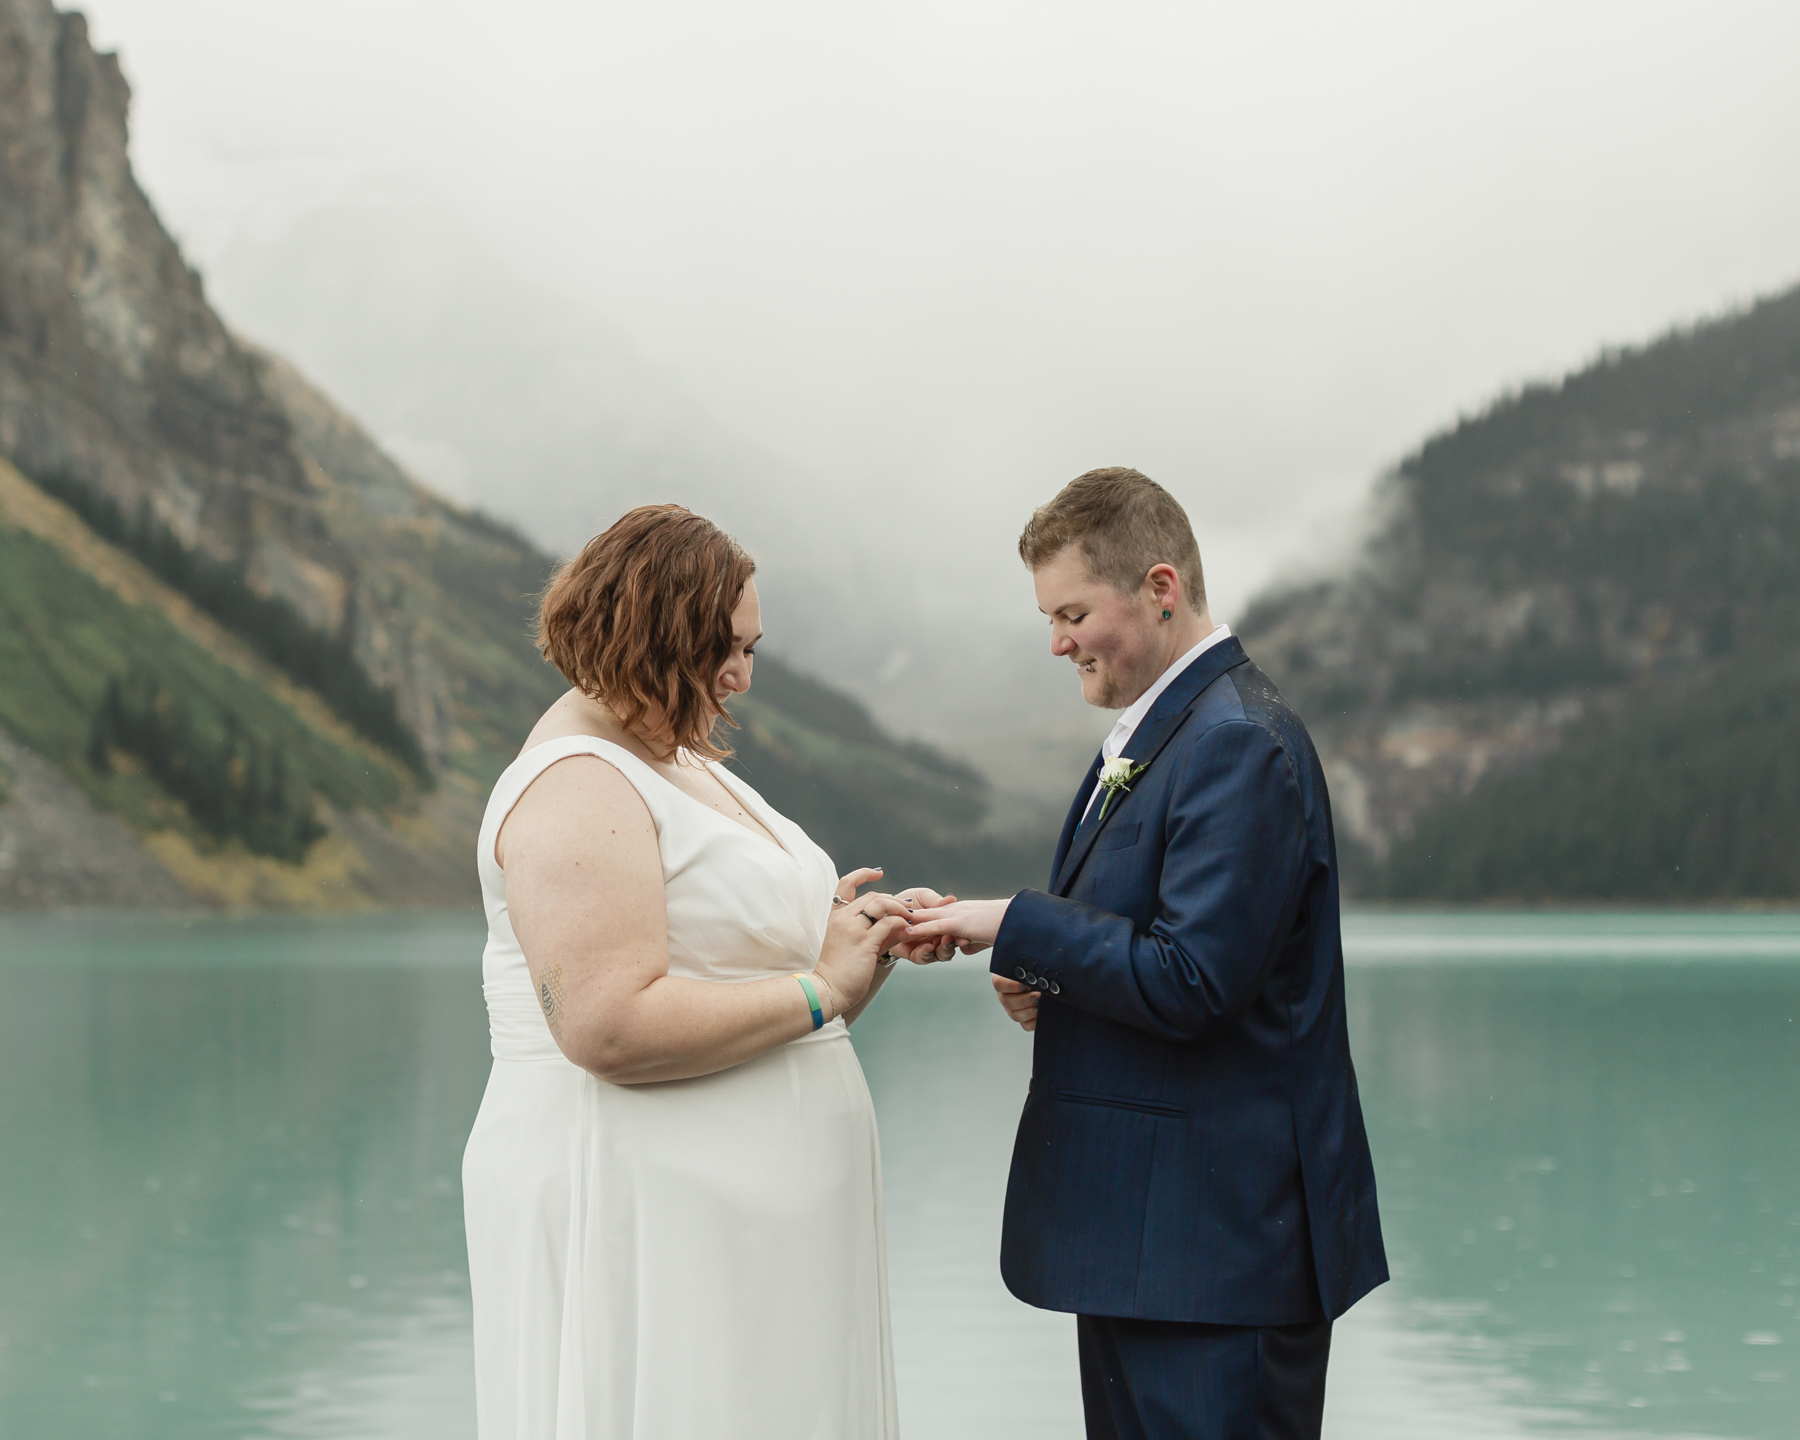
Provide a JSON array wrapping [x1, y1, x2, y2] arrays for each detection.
[[1077, 1313, 1332, 1440]]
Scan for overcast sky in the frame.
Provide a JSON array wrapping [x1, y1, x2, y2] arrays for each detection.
[[80, 0, 1800, 626]]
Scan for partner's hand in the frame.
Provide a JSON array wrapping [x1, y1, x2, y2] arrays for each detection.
[[904, 897, 1013, 955], [894, 887, 959, 962], [992, 975, 1040, 1031]]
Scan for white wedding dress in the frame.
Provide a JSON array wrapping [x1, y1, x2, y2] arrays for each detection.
[[463, 735, 899, 1439]]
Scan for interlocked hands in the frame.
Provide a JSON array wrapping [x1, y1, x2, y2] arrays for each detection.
[[831, 874, 1034, 1029], [899, 896, 1012, 958], [897, 894, 1035, 1029]]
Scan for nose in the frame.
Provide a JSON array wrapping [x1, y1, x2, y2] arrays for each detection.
[[718, 660, 750, 694], [1049, 627, 1077, 657]]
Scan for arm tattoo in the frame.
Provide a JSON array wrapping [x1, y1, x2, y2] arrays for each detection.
[[538, 962, 568, 1032]]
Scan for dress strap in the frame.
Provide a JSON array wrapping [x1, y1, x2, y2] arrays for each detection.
[[478, 735, 663, 877]]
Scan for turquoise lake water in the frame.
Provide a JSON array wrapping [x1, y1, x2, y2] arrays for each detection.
[[1, 909, 1796, 1438]]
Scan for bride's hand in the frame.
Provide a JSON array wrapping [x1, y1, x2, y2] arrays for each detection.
[[834, 867, 885, 904], [814, 892, 910, 1014], [896, 886, 954, 908]]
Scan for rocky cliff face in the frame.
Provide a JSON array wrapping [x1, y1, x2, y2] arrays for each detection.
[[0, 0, 451, 754], [0, 0, 1042, 910], [1242, 286, 1800, 899]]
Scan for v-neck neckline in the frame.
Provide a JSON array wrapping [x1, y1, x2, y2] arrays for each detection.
[[657, 754, 795, 863], [511, 734, 796, 863]]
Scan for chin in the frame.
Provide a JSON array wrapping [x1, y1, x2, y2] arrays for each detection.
[[1078, 670, 1116, 708]]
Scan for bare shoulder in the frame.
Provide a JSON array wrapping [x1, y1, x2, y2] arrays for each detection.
[[497, 753, 656, 872]]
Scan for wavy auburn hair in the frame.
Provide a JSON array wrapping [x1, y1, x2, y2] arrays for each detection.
[[538, 505, 757, 761]]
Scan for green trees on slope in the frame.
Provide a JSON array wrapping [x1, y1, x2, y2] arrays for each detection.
[[1366, 295, 1800, 900], [1403, 287, 1800, 493], [0, 522, 407, 859], [26, 469, 431, 780], [1370, 662, 1800, 901], [88, 671, 325, 862]]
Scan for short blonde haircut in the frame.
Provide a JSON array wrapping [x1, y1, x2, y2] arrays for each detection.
[[1018, 467, 1205, 608]]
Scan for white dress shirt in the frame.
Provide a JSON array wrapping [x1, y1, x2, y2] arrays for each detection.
[[1080, 625, 1232, 822]]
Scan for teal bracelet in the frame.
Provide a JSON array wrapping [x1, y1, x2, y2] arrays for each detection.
[[792, 973, 824, 1030]]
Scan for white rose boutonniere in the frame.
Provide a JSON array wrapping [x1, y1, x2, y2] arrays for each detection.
[[1095, 756, 1147, 822]]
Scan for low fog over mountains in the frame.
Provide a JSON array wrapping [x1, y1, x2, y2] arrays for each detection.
[[1243, 289, 1800, 900], [0, 0, 1047, 908], [204, 200, 1109, 822], [207, 204, 852, 650], [5, 0, 1798, 907]]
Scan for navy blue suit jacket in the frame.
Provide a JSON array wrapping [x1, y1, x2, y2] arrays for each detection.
[[990, 637, 1386, 1325]]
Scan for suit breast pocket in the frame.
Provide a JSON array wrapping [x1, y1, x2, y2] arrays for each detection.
[[1094, 822, 1141, 853]]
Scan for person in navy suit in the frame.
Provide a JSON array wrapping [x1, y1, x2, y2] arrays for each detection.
[[905, 467, 1386, 1440]]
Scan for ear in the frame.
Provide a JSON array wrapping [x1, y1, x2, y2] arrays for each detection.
[[1145, 563, 1182, 614]]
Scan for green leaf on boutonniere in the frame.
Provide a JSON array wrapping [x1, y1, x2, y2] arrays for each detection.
[[1095, 757, 1147, 822]]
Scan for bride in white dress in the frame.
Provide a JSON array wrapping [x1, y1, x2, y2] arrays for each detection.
[[463, 505, 947, 1439]]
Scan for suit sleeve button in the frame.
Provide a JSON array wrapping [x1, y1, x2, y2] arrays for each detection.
[[1014, 967, 1027, 981], [1049, 982, 1061, 995]]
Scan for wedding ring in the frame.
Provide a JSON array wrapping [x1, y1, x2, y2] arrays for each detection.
[[859, 910, 877, 926]]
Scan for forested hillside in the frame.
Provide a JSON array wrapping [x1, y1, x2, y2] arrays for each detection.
[[0, 0, 1041, 909], [1241, 285, 1800, 900]]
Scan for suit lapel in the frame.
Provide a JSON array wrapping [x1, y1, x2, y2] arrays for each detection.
[[1052, 636, 1251, 896], [1052, 709, 1194, 895], [1047, 751, 1104, 885]]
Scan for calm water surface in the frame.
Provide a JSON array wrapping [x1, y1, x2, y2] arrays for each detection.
[[0, 910, 1796, 1438]]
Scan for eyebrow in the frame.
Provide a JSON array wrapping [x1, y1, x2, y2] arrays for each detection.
[[736, 631, 764, 646]]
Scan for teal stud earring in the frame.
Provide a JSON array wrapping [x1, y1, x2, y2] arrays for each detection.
[[1161, 609, 1172, 620]]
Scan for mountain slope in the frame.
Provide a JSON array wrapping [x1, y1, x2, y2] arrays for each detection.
[[0, 0, 1043, 908], [0, 456, 463, 906], [0, 0, 457, 763], [1240, 284, 1800, 900]]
